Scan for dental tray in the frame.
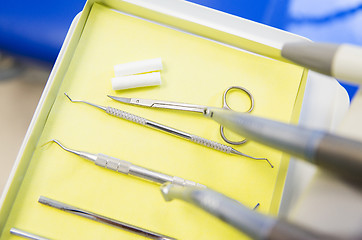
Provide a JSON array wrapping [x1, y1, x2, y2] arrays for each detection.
[[0, 0, 311, 239]]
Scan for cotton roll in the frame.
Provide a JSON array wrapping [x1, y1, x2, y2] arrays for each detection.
[[114, 58, 163, 77], [111, 72, 161, 90]]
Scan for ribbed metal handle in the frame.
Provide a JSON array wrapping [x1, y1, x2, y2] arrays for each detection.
[[95, 153, 132, 174], [171, 176, 206, 188], [190, 135, 232, 153], [106, 107, 147, 125]]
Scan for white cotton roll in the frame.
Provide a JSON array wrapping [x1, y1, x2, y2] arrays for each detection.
[[111, 72, 161, 90], [114, 58, 163, 77]]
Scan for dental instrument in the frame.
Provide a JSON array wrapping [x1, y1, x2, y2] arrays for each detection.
[[205, 107, 362, 183], [108, 86, 254, 145], [107, 88, 362, 182], [64, 93, 272, 168], [160, 183, 338, 240], [47, 139, 205, 188], [10, 228, 50, 240], [281, 42, 362, 85], [38, 196, 176, 240]]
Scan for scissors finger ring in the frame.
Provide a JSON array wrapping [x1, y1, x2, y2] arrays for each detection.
[[220, 86, 254, 145]]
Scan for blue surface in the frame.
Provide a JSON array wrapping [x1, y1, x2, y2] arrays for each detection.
[[0, 0, 360, 98], [188, 0, 361, 100], [0, 0, 85, 63]]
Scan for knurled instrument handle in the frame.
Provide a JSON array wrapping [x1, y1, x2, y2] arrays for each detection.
[[106, 106, 147, 125], [95, 153, 205, 188], [190, 135, 232, 153]]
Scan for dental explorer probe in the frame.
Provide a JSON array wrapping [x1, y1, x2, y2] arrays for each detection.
[[48, 139, 205, 188], [38, 196, 176, 240], [160, 184, 340, 240], [64, 93, 272, 168], [205, 107, 362, 183]]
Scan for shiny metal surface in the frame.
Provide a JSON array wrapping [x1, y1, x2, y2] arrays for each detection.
[[206, 107, 362, 183], [145, 121, 192, 139], [48, 139, 204, 187], [205, 107, 325, 161], [108, 86, 255, 145], [38, 196, 177, 240], [129, 165, 176, 184], [64, 92, 107, 111], [107, 95, 207, 113], [106, 106, 271, 167], [46, 139, 98, 162], [160, 183, 276, 240], [66, 94, 269, 165], [10, 228, 50, 240], [129, 166, 206, 187], [229, 148, 273, 168], [220, 86, 254, 145]]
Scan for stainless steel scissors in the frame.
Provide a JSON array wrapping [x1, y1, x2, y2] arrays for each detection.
[[108, 86, 254, 145]]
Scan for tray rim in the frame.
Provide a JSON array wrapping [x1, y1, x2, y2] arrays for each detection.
[[0, 0, 312, 234]]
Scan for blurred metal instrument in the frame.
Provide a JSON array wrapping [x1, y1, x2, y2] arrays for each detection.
[[205, 107, 362, 183], [281, 42, 362, 85], [10, 228, 50, 240], [160, 183, 340, 240], [38, 196, 176, 240]]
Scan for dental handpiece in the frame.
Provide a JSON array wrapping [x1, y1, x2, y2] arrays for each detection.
[[205, 107, 362, 183], [48, 139, 205, 188], [63, 93, 272, 168], [161, 184, 340, 240]]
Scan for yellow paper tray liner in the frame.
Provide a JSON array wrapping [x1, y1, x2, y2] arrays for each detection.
[[1, 2, 307, 240]]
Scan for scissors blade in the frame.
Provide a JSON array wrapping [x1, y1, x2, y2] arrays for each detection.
[[107, 95, 133, 104], [107, 95, 207, 113]]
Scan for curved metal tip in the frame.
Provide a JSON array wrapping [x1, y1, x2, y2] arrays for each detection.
[[41, 139, 67, 150], [43, 139, 82, 156], [43, 139, 72, 153], [63, 93, 106, 111], [253, 203, 260, 210], [50, 139, 66, 150], [64, 92, 73, 102], [231, 149, 274, 168], [252, 157, 273, 168], [265, 159, 274, 168], [43, 139, 97, 162]]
